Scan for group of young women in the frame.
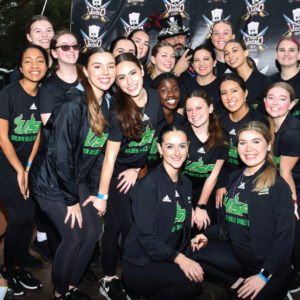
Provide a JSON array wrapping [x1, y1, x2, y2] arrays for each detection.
[[1, 14, 300, 300]]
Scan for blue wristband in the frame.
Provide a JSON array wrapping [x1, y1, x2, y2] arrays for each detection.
[[27, 162, 32, 168], [258, 272, 270, 283], [97, 193, 108, 200]]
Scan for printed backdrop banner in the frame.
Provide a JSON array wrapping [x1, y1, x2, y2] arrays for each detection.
[[71, 0, 300, 75]]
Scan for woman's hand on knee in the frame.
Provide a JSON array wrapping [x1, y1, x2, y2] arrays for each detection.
[[65, 203, 82, 228], [174, 253, 204, 282], [237, 275, 266, 299], [194, 208, 210, 230]]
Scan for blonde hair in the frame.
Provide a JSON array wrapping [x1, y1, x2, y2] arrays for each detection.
[[147, 42, 174, 74], [237, 121, 277, 191]]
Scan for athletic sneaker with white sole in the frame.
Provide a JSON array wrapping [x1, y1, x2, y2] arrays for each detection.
[[16, 269, 42, 289], [99, 277, 128, 300], [1, 269, 24, 296]]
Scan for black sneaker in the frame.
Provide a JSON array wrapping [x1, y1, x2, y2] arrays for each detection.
[[290, 270, 300, 293], [69, 287, 91, 300], [16, 269, 42, 289], [2, 270, 25, 296], [31, 238, 54, 262], [99, 277, 128, 300], [51, 291, 71, 300], [25, 253, 43, 269]]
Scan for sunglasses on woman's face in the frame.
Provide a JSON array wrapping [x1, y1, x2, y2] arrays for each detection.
[[54, 44, 81, 51]]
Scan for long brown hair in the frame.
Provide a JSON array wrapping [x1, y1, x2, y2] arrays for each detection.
[[237, 121, 277, 191], [225, 39, 254, 69], [113, 53, 143, 141], [186, 89, 225, 151], [81, 47, 113, 137]]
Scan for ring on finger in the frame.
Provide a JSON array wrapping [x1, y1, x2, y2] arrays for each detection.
[[189, 271, 194, 275]]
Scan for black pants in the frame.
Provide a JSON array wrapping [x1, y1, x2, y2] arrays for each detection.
[[194, 240, 290, 300], [101, 171, 134, 276], [0, 160, 35, 271], [122, 260, 202, 300], [35, 182, 100, 294]]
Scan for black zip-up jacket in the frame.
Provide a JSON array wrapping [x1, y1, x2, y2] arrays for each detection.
[[123, 164, 193, 267], [29, 84, 111, 206], [205, 165, 295, 276]]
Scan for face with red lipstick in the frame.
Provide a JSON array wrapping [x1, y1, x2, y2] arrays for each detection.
[[116, 60, 144, 99], [157, 78, 180, 111], [238, 130, 271, 174]]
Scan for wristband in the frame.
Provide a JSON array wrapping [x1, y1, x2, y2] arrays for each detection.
[[97, 193, 108, 200], [196, 204, 207, 210], [132, 168, 139, 174], [27, 162, 32, 168], [294, 199, 298, 204], [258, 272, 270, 283]]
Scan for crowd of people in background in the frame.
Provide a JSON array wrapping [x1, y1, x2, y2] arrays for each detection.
[[0, 12, 300, 300]]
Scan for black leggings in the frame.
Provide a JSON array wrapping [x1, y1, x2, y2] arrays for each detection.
[[122, 260, 202, 300], [35, 182, 100, 294], [0, 160, 35, 271], [101, 172, 134, 276], [194, 240, 289, 300]]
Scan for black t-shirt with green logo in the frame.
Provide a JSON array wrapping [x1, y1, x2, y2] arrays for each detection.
[[108, 89, 164, 169], [182, 122, 228, 190], [0, 81, 42, 165]]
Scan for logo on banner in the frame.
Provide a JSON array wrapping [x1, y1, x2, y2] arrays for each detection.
[[120, 12, 148, 36], [162, 0, 189, 18], [82, 0, 111, 21], [126, 0, 146, 6], [202, 9, 231, 39], [242, 0, 268, 21], [80, 25, 107, 51], [283, 9, 300, 37], [240, 21, 268, 51]]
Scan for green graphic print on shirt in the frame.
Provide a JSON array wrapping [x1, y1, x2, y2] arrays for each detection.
[[83, 129, 108, 155], [11, 114, 41, 142], [228, 139, 239, 166], [273, 156, 281, 171], [172, 202, 186, 233], [223, 193, 249, 227], [125, 126, 155, 154], [183, 157, 215, 178]]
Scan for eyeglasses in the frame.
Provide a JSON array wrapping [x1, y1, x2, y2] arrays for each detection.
[[54, 44, 81, 51]]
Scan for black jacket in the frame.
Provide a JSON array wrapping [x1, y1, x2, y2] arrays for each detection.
[[205, 165, 295, 276], [29, 84, 111, 206], [123, 164, 193, 266]]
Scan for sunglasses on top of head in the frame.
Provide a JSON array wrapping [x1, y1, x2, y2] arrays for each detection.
[[54, 44, 81, 51]]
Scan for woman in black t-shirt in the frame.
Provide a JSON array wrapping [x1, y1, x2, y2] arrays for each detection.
[[0, 45, 47, 295], [122, 124, 203, 300], [181, 45, 222, 114], [39, 30, 83, 125], [210, 20, 235, 76], [224, 39, 271, 114], [264, 82, 300, 293], [91, 53, 163, 300], [269, 37, 300, 119], [216, 73, 267, 211], [183, 89, 227, 230], [193, 121, 294, 300]]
